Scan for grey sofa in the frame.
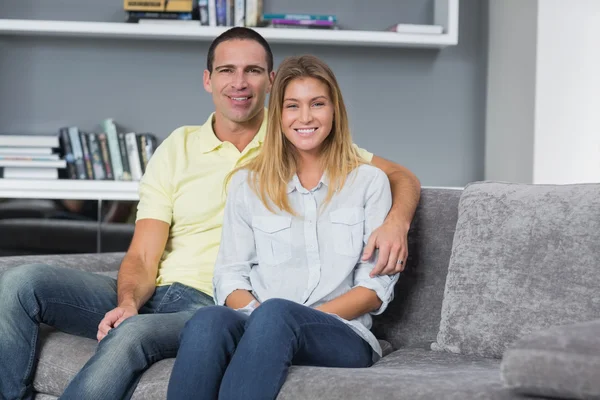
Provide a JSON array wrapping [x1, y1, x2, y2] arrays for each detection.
[[1, 182, 598, 400]]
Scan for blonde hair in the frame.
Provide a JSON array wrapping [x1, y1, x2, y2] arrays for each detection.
[[228, 55, 365, 215]]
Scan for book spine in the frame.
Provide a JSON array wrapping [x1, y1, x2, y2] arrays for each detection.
[[118, 132, 133, 181], [59, 127, 78, 179], [68, 126, 87, 179], [245, 0, 262, 27], [234, 0, 245, 26], [102, 119, 124, 180], [198, 0, 209, 25], [98, 133, 115, 180], [125, 132, 143, 180], [208, 0, 217, 26], [216, 0, 227, 26], [78, 130, 94, 179], [87, 133, 106, 180]]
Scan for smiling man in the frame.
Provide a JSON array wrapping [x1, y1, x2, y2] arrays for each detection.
[[0, 27, 420, 400]]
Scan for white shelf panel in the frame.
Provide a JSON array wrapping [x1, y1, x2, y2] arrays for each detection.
[[0, 17, 458, 48], [0, 179, 139, 201]]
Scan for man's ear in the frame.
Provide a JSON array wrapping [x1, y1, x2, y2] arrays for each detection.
[[266, 71, 276, 93], [203, 69, 212, 93]]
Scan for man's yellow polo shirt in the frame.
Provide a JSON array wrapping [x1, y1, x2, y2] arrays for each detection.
[[136, 110, 373, 297]]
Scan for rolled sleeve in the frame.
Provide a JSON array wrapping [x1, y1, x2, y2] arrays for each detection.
[[212, 171, 257, 305], [353, 167, 397, 315], [353, 269, 399, 315], [135, 139, 173, 224]]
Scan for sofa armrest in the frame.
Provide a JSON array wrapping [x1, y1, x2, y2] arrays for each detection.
[[0, 252, 125, 276], [501, 319, 600, 399]]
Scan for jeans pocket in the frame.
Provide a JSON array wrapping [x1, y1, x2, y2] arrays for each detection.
[[330, 207, 365, 257], [252, 216, 293, 266]]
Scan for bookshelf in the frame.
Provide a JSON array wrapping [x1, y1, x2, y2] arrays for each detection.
[[0, 179, 139, 201], [0, 0, 458, 49]]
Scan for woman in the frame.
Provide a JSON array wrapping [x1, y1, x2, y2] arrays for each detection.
[[167, 55, 398, 400]]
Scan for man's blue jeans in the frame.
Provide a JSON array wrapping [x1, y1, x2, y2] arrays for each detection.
[[0, 263, 213, 400], [166, 298, 374, 400]]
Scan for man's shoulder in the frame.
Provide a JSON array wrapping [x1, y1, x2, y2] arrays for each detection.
[[163, 125, 203, 144], [352, 164, 389, 189]]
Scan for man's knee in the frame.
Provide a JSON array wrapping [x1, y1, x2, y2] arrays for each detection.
[[0, 264, 54, 302]]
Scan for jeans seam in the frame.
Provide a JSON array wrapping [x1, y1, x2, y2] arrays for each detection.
[[20, 306, 39, 399], [43, 299, 111, 316]]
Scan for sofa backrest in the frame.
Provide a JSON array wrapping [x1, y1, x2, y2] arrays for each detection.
[[372, 187, 462, 349]]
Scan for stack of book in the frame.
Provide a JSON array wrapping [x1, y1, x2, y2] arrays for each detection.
[[124, 0, 264, 28], [0, 133, 65, 179], [262, 13, 338, 30], [125, 0, 198, 25], [59, 119, 158, 181]]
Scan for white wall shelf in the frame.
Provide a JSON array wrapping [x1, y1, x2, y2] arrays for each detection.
[[0, 179, 139, 201], [0, 0, 458, 48]]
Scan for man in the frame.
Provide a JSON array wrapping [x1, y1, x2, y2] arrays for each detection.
[[0, 27, 420, 400]]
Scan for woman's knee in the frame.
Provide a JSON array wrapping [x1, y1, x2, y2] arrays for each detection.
[[248, 298, 300, 325], [182, 306, 242, 339]]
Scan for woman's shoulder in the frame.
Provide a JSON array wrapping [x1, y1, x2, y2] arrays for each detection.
[[227, 169, 252, 194]]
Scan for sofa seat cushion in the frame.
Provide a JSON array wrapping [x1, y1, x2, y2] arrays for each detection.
[[433, 182, 600, 358], [33, 326, 173, 400], [35, 332, 525, 400], [277, 348, 537, 400], [501, 319, 600, 399], [33, 324, 393, 399]]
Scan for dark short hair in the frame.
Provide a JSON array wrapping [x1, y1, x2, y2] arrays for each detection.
[[207, 27, 274, 73]]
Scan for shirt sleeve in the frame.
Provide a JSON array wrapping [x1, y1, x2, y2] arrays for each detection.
[[353, 143, 374, 163], [352, 168, 398, 315], [212, 171, 256, 306], [135, 136, 174, 224]]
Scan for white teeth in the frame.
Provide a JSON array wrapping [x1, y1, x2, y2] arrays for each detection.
[[297, 128, 316, 134], [232, 97, 249, 101]]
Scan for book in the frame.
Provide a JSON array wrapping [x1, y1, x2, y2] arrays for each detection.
[[262, 13, 337, 22], [0, 147, 53, 155], [0, 133, 59, 148], [0, 167, 59, 179], [387, 24, 444, 34]]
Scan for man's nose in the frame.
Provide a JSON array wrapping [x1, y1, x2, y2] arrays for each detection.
[[231, 71, 248, 89]]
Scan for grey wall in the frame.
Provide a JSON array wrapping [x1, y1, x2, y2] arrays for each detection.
[[0, 0, 488, 187]]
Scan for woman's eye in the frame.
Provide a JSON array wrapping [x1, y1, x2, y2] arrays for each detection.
[[285, 104, 298, 109], [313, 102, 325, 107]]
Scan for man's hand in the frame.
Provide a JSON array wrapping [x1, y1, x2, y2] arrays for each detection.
[[96, 305, 138, 342], [362, 219, 409, 277]]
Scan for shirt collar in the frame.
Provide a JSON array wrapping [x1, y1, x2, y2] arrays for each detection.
[[196, 108, 268, 154], [287, 172, 330, 194]]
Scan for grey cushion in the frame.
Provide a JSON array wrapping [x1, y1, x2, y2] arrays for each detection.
[[34, 322, 393, 398], [0, 252, 124, 276], [278, 348, 534, 400], [433, 181, 600, 358], [501, 319, 600, 399], [372, 188, 462, 350]]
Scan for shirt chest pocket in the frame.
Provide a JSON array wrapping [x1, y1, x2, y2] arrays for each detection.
[[330, 207, 365, 257], [252, 216, 293, 266]]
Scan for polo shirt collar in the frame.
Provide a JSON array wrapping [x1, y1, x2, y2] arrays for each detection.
[[196, 109, 268, 154]]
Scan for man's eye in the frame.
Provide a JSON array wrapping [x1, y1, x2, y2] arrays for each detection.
[[249, 68, 261, 74], [220, 69, 232, 73]]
